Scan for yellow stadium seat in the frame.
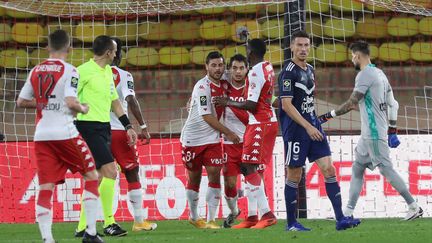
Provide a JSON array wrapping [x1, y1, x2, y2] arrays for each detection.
[[365, 3, 387, 12], [127, 47, 159, 66], [266, 3, 285, 14], [74, 22, 106, 43], [410, 0, 432, 8], [332, 0, 363, 12], [387, 17, 419, 37], [171, 10, 196, 16], [196, 7, 226, 14], [306, 18, 324, 37], [44, 22, 74, 37], [264, 45, 283, 66], [379, 43, 410, 62], [231, 20, 261, 42], [419, 17, 432, 35], [346, 44, 379, 60], [171, 20, 200, 41], [0, 23, 12, 42], [221, 45, 247, 59], [229, 5, 261, 14], [139, 22, 170, 41], [159, 47, 190, 66], [356, 17, 388, 38], [306, 0, 330, 13], [316, 44, 347, 63], [6, 9, 38, 18], [200, 20, 230, 40], [0, 7, 6, 16], [260, 19, 283, 39], [29, 48, 49, 66], [306, 47, 316, 63], [324, 18, 355, 38], [410, 42, 432, 62], [12, 23, 45, 43], [67, 48, 93, 67], [0, 49, 28, 68], [119, 49, 127, 67], [190, 46, 219, 65], [107, 23, 138, 42]]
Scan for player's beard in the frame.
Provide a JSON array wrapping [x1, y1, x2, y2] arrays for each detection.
[[354, 63, 361, 71], [209, 71, 222, 81]]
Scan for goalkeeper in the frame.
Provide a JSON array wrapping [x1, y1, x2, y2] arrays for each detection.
[[318, 40, 423, 221]]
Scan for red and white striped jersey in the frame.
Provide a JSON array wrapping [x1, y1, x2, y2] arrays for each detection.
[[245, 61, 277, 124], [180, 76, 228, 146], [223, 82, 248, 144], [110, 66, 135, 130], [18, 59, 80, 141]]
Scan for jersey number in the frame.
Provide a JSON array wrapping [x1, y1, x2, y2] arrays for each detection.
[[37, 73, 55, 100]]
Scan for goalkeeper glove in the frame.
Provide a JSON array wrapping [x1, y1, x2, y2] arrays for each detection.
[[318, 110, 336, 124], [388, 127, 400, 148]]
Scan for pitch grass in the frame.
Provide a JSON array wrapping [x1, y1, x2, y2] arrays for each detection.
[[0, 218, 431, 243]]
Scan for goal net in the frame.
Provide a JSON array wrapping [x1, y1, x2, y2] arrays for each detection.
[[0, 0, 431, 223]]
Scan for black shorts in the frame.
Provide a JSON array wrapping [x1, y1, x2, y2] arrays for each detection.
[[75, 121, 114, 169]]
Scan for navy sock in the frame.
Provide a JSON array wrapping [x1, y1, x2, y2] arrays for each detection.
[[285, 180, 298, 226], [325, 176, 344, 221]]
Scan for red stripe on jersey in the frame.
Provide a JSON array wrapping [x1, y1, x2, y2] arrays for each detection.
[[30, 60, 65, 123], [112, 67, 121, 87], [210, 80, 229, 120], [227, 83, 248, 126]]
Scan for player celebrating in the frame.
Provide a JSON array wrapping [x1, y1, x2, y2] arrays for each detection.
[[221, 54, 249, 228], [318, 40, 423, 221], [278, 30, 360, 231], [16, 30, 103, 243], [75, 35, 137, 237], [215, 39, 278, 229], [181, 51, 240, 229]]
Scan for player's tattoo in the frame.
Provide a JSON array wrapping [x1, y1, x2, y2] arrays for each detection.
[[335, 91, 364, 116]]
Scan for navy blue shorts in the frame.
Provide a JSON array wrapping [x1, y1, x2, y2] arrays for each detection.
[[284, 137, 331, 167]]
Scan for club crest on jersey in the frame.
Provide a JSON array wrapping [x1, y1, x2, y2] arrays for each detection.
[[250, 83, 256, 89], [71, 77, 78, 88], [200, 96, 207, 106], [127, 80, 134, 89], [283, 79, 291, 91]]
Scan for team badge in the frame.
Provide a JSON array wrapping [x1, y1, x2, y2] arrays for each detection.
[[200, 96, 207, 106], [283, 79, 291, 91], [127, 80, 134, 89], [71, 77, 78, 88]]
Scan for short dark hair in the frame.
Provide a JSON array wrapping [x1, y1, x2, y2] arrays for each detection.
[[48, 29, 70, 51], [248, 39, 266, 58], [228, 54, 248, 68], [290, 30, 311, 43], [206, 51, 224, 64], [92, 35, 115, 56], [349, 40, 370, 56], [111, 37, 122, 66]]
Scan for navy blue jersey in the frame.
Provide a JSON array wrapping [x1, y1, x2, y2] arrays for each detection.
[[278, 60, 321, 141]]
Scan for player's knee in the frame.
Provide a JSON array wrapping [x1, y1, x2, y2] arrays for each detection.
[[286, 166, 302, 183], [224, 176, 237, 189], [125, 167, 139, 183], [378, 164, 395, 180], [83, 169, 98, 181], [39, 183, 55, 191], [240, 163, 256, 176], [99, 162, 118, 179]]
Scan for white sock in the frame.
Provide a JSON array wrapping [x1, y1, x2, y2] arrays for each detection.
[[344, 206, 354, 217], [206, 186, 221, 222], [246, 182, 258, 217], [225, 195, 239, 216], [82, 190, 98, 236], [186, 189, 199, 221], [256, 182, 270, 216], [36, 205, 53, 241], [408, 202, 418, 210], [128, 189, 144, 223]]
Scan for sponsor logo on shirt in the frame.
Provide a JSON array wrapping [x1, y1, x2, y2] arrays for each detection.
[[283, 79, 291, 91], [301, 96, 315, 114]]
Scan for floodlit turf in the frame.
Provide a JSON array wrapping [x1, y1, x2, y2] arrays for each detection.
[[0, 218, 431, 243]]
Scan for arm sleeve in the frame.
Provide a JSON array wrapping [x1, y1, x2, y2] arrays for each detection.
[[121, 71, 136, 99], [353, 71, 373, 94], [278, 69, 296, 98], [386, 84, 399, 122], [246, 69, 265, 102], [18, 69, 35, 100], [195, 83, 212, 116], [64, 66, 79, 98]]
